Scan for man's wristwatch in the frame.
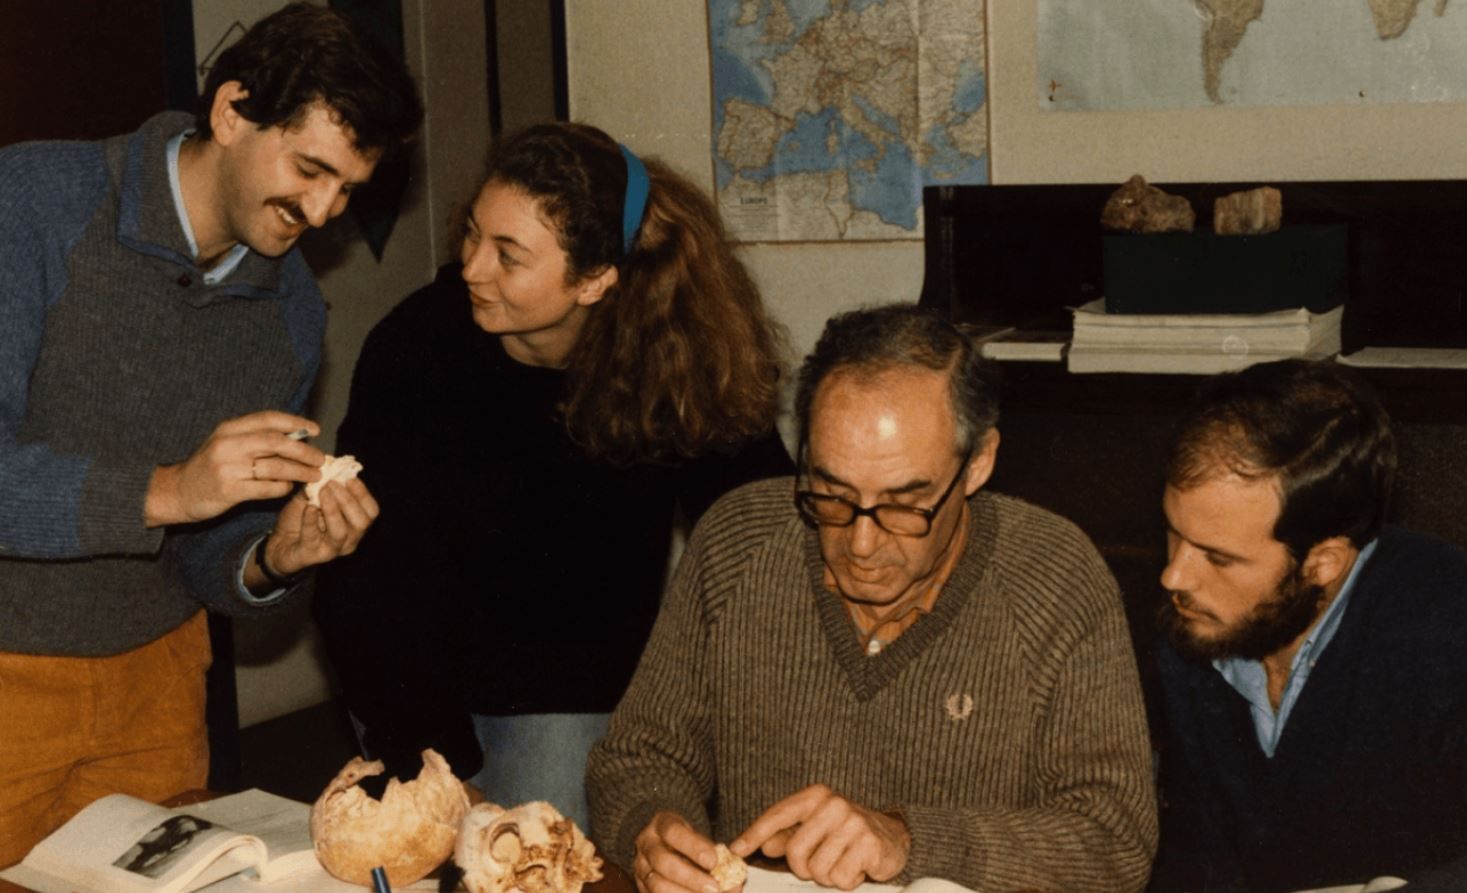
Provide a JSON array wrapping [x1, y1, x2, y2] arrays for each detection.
[[256, 539, 304, 589]]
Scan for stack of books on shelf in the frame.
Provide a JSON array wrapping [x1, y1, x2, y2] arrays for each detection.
[[1066, 298, 1343, 375], [958, 323, 1070, 363]]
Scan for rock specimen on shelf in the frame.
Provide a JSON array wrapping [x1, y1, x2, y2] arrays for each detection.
[[1101, 174, 1196, 234], [1213, 185, 1283, 235]]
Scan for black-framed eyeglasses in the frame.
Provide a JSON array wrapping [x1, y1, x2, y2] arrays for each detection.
[[794, 444, 973, 538]]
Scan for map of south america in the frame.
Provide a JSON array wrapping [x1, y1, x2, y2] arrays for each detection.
[[1201, 0, 1450, 102]]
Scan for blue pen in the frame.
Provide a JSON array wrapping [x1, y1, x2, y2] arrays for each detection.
[[371, 866, 393, 893]]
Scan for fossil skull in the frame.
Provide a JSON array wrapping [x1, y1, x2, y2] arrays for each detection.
[[455, 800, 603, 893], [310, 748, 469, 888], [306, 454, 363, 507]]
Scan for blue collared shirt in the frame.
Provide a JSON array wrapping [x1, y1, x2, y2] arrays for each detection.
[[166, 131, 248, 284], [1214, 539, 1378, 757], [170, 132, 282, 601]]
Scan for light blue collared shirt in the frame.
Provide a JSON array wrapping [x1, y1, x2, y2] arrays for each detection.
[[166, 131, 249, 284], [1214, 539, 1378, 758], [170, 132, 283, 601]]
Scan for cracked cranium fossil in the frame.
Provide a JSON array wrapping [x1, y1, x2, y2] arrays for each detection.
[[454, 800, 604, 893], [310, 748, 469, 888]]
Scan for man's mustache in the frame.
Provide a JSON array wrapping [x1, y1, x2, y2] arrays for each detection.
[[268, 198, 307, 223], [1168, 590, 1219, 622]]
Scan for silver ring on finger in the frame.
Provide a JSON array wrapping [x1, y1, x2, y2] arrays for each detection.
[[251, 459, 260, 480]]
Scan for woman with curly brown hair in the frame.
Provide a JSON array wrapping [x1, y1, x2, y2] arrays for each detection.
[[313, 122, 791, 828]]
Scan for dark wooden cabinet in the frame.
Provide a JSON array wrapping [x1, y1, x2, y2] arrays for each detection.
[[919, 184, 1467, 730], [920, 182, 1467, 351]]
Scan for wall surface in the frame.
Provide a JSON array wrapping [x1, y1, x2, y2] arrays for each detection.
[[192, 0, 490, 726], [563, 0, 928, 394]]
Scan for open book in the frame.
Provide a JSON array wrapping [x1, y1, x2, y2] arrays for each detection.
[[0, 789, 368, 893]]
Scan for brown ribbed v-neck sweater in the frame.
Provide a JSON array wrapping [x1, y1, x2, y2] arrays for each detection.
[[587, 478, 1156, 893]]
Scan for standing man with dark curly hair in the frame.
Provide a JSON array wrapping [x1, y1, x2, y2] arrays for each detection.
[[0, 3, 421, 863]]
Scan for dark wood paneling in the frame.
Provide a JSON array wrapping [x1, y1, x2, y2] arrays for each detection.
[[0, 5, 172, 145], [922, 182, 1467, 352]]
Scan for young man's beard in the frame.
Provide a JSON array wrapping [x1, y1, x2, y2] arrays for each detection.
[[1160, 564, 1325, 663]]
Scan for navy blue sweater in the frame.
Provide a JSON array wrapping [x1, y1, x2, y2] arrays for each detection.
[[1150, 527, 1467, 893]]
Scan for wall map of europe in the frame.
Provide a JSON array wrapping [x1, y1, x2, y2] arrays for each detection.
[[710, 0, 988, 242]]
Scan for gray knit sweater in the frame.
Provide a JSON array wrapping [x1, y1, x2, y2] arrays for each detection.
[[588, 478, 1157, 893], [0, 112, 324, 655]]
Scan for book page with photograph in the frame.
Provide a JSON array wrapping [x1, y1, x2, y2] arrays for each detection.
[[0, 789, 381, 893], [0, 794, 262, 893], [182, 790, 319, 884], [3, 788, 451, 893], [184, 789, 438, 891]]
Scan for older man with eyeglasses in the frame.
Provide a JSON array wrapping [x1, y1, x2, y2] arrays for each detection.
[[587, 305, 1157, 893]]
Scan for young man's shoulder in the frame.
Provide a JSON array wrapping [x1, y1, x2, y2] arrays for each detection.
[[1371, 526, 1467, 580], [0, 136, 105, 173], [1356, 527, 1467, 643], [0, 138, 109, 217]]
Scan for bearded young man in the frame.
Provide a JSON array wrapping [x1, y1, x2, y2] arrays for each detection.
[[1149, 359, 1467, 893], [0, 3, 420, 863]]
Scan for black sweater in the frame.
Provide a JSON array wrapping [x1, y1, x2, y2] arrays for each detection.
[[313, 265, 792, 779], [1149, 527, 1467, 893]]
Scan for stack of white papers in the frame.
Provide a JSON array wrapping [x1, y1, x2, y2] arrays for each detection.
[[1067, 299, 1343, 374]]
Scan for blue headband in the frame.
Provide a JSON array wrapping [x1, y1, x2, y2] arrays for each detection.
[[619, 143, 650, 256]]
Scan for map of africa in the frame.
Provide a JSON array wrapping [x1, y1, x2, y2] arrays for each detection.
[[710, 0, 987, 242]]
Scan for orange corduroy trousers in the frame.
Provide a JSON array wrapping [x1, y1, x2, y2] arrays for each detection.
[[0, 611, 211, 867]]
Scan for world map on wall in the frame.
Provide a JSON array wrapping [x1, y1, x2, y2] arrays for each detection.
[[710, 0, 988, 243], [1038, 0, 1467, 112], [1201, 0, 1448, 101]]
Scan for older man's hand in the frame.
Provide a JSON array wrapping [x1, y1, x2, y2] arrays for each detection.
[[731, 784, 910, 891], [633, 810, 727, 893]]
